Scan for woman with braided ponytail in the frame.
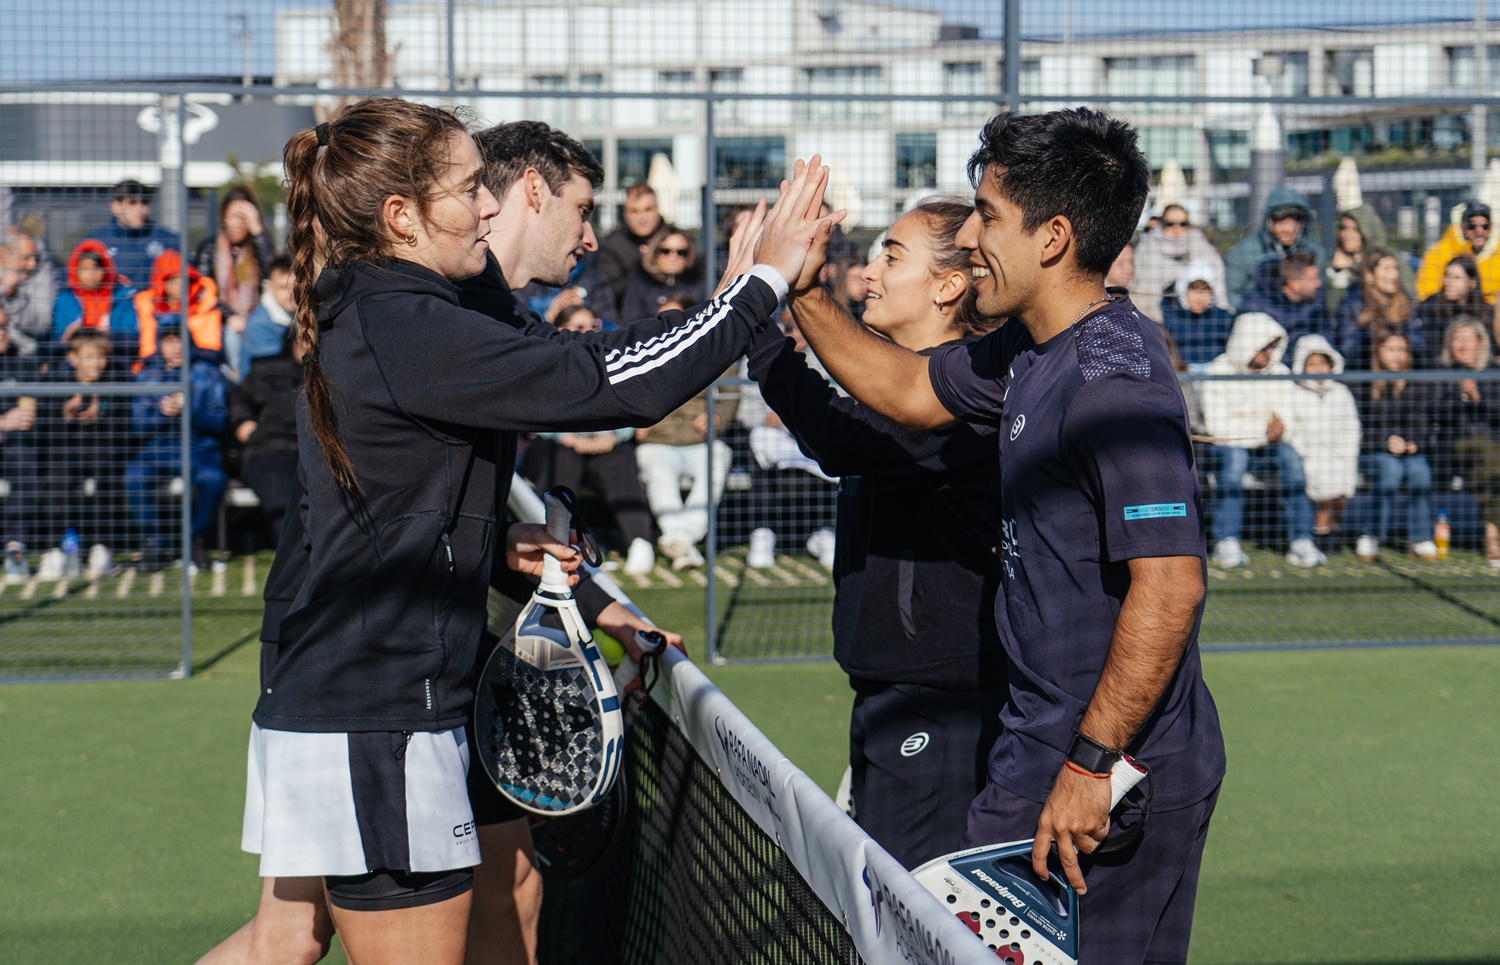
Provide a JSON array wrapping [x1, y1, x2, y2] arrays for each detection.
[[208, 97, 838, 964]]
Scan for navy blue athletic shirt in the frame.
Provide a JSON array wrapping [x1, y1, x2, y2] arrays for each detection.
[[929, 296, 1225, 810]]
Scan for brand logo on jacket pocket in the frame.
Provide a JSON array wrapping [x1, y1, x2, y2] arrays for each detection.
[[900, 732, 930, 757]]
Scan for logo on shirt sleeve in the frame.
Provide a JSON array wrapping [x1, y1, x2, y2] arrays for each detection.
[[1124, 503, 1187, 520]]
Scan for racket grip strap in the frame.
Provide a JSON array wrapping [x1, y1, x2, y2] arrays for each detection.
[[1109, 755, 1147, 810]]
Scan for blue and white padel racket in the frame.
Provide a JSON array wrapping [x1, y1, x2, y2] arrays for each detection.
[[474, 488, 624, 817], [911, 756, 1150, 965]]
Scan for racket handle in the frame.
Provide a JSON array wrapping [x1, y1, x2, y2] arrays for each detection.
[[611, 655, 639, 693], [1109, 755, 1147, 810], [539, 491, 573, 592]]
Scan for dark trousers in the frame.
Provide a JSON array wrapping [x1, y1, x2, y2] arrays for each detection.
[[1455, 434, 1500, 526], [244, 454, 299, 541], [964, 780, 1220, 965], [2, 440, 39, 547], [850, 683, 1004, 870], [124, 443, 226, 546], [521, 439, 656, 545]]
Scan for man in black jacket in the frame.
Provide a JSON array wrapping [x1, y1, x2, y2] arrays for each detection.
[[594, 182, 662, 307]]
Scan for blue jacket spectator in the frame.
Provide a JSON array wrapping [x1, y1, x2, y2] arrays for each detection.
[[124, 316, 229, 569], [238, 255, 295, 376], [82, 180, 181, 292], [52, 239, 139, 350], [1160, 260, 1235, 367], [1238, 252, 1331, 348], [514, 259, 618, 328], [1224, 186, 1326, 308]]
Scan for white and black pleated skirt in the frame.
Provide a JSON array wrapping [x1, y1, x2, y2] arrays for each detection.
[[240, 723, 482, 878]]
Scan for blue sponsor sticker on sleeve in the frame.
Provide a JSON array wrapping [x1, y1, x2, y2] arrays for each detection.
[[1124, 502, 1188, 520]]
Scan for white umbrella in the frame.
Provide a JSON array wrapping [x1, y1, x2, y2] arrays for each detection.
[[825, 159, 865, 229], [1479, 157, 1500, 212], [647, 153, 679, 225], [1332, 157, 1362, 213], [1156, 158, 1187, 209]]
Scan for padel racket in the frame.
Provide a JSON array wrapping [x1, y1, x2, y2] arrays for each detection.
[[474, 488, 624, 817], [911, 756, 1149, 965]]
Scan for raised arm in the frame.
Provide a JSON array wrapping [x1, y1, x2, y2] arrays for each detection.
[[787, 287, 955, 430]]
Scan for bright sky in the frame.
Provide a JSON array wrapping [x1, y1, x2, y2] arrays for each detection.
[[0, 0, 1486, 84]]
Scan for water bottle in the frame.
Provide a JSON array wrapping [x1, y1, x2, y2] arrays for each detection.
[[61, 528, 81, 579], [1434, 511, 1450, 560]]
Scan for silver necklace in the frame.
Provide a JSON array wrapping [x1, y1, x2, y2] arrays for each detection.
[[1070, 293, 1115, 328]]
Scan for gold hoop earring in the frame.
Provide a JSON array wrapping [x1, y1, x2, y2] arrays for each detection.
[[403, 231, 419, 247], [934, 297, 946, 311]]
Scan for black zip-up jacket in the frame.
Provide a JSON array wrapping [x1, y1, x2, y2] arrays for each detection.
[[254, 258, 780, 733], [747, 326, 1006, 692], [1357, 379, 1434, 455], [229, 352, 302, 467]]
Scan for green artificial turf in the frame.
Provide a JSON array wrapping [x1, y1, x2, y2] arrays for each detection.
[[3, 561, 1499, 963]]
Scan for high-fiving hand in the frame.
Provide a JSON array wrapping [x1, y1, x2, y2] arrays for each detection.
[[751, 156, 846, 291]]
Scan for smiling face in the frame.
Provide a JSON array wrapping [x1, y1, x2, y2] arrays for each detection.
[[68, 343, 108, 383], [653, 232, 691, 277], [859, 212, 958, 345], [1450, 326, 1483, 367], [955, 169, 1046, 319], [1338, 216, 1363, 255], [1463, 214, 1491, 252], [398, 131, 501, 280]]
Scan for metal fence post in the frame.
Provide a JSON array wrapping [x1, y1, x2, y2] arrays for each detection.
[[704, 379, 719, 665], [174, 94, 193, 678]]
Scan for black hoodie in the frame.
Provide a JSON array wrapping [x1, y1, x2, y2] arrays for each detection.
[[747, 327, 1005, 692], [254, 258, 781, 733]]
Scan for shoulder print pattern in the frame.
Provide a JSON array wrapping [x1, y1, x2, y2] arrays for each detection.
[[1075, 305, 1152, 382]]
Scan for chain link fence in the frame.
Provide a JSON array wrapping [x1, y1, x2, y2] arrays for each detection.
[[6, 1, 1500, 671]]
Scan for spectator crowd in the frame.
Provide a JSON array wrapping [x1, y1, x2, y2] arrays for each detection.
[[3, 176, 1500, 583]]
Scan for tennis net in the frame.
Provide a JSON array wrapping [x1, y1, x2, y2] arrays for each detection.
[[532, 647, 992, 965]]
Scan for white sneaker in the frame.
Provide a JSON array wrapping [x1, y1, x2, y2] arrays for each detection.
[[35, 548, 65, 581], [623, 538, 655, 576], [1355, 535, 1379, 561], [671, 543, 705, 571], [806, 527, 836, 569], [86, 544, 113, 580], [1286, 538, 1326, 568], [1409, 540, 1438, 561], [1213, 537, 1246, 569], [747, 528, 776, 569]]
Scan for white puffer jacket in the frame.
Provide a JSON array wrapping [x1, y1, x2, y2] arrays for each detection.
[[1285, 334, 1362, 502], [1201, 313, 1294, 449]]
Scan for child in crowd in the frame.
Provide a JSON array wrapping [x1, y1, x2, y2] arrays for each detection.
[[1286, 335, 1362, 544], [51, 239, 138, 351], [1160, 260, 1236, 369], [133, 249, 224, 360], [238, 255, 295, 376], [125, 318, 229, 570], [229, 327, 302, 539], [35, 328, 129, 580]]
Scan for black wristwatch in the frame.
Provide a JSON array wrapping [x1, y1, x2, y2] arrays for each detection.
[[1066, 730, 1122, 776]]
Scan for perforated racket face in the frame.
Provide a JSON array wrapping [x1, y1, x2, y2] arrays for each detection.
[[476, 645, 609, 814], [911, 842, 1078, 965]]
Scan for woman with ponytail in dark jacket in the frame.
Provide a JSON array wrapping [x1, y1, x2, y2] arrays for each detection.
[[216, 98, 836, 964]]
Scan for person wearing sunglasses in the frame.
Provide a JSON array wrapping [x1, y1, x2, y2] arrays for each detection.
[[1225, 186, 1325, 309], [619, 227, 705, 323], [1415, 201, 1500, 303], [1132, 204, 1226, 322]]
